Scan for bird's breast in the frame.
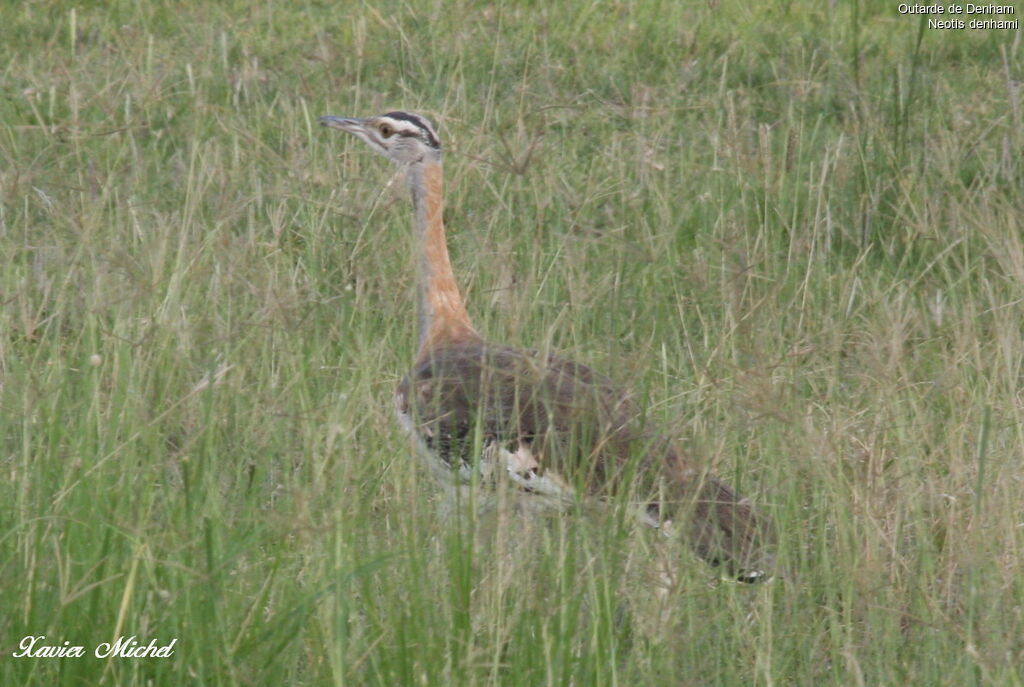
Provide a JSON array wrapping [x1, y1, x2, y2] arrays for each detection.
[[393, 388, 574, 510]]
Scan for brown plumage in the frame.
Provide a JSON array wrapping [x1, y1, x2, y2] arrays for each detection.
[[320, 111, 774, 581]]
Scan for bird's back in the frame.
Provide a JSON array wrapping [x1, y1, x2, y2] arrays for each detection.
[[395, 340, 774, 577], [397, 341, 646, 493]]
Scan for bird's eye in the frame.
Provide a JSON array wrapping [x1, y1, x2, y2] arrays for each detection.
[[379, 123, 393, 138]]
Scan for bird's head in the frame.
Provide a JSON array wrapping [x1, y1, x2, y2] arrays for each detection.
[[319, 111, 441, 165]]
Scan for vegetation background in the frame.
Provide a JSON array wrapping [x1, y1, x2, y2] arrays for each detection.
[[2, 0, 1022, 684]]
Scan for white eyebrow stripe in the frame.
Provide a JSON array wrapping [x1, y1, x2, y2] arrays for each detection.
[[379, 119, 428, 136], [375, 113, 440, 148]]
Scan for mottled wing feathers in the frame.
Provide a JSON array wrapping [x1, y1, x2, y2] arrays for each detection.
[[395, 340, 776, 579], [396, 341, 646, 493]]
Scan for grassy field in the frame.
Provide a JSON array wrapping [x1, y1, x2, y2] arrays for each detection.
[[2, 0, 1023, 684]]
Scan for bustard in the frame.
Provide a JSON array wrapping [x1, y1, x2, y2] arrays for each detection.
[[320, 111, 774, 582]]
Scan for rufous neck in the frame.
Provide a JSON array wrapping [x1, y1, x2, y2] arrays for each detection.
[[406, 160, 478, 358]]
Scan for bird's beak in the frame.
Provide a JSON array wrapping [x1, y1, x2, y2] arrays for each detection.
[[319, 116, 366, 133]]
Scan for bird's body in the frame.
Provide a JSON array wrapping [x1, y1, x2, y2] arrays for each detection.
[[321, 111, 774, 581]]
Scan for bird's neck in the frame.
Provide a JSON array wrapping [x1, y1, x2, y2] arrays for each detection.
[[406, 160, 478, 359]]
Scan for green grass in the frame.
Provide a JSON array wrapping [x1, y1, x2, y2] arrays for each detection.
[[2, 0, 1023, 684]]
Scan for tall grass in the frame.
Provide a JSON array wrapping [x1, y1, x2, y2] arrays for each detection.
[[2, 0, 1022, 684]]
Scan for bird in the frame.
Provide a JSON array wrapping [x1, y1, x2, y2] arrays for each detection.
[[320, 110, 774, 582]]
